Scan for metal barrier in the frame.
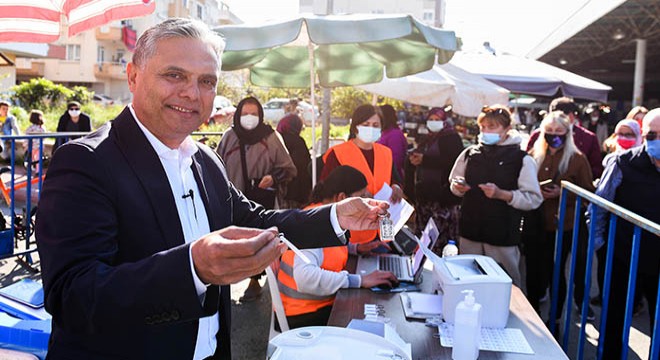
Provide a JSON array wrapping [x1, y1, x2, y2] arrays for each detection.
[[0, 130, 223, 263], [549, 180, 660, 360]]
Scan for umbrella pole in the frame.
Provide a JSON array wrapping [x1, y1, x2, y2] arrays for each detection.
[[308, 40, 317, 188]]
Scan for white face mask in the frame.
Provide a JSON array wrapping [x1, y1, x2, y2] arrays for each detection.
[[356, 125, 381, 143], [590, 115, 599, 123], [240, 114, 259, 130], [68, 110, 81, 117], [426, 120, 444, 132]]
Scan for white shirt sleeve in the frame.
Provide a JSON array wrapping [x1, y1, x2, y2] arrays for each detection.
[[189, 246, 208, 300], [293, 249, 359, 295]]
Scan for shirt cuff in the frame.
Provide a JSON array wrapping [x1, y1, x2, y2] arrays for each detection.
[[348, 274, 362, 288], [330, 203, 347, 237], [189, 244, 208, 299]]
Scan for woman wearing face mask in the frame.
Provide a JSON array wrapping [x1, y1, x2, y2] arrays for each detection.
[[376, 104, 407, 181], [53, 101, 92, 154], [449, 105, 543, 287], [408, 107, 464, 254], [277, 166, 397, 329], [602, 119, 642, 162], [527, 111, 596, 324], [321, 104, 403, 250], [216, 96, 297, 301]]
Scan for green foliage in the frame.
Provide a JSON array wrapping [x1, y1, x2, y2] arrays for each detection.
[[69, 86, 94, 104], [9, 106, 29, 130], [329, 87, 370, 120], [300, 124, 350, 149], [10, 78, 73, 110]]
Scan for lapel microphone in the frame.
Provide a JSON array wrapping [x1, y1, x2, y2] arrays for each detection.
[[182, 189, 197, 218]]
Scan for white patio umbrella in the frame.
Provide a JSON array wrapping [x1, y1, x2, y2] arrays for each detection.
[[357, 63, 510, 117]]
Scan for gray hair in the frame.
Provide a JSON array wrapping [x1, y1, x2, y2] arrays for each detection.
[[642, 108, 660, 134], [132, 18, 226, 69]]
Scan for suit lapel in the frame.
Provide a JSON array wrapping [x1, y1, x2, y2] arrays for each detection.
[[112, 108, 185, 249]]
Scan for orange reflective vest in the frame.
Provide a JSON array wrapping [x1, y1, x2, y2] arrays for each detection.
[[323, 140, 392, 244], [277, 203, 349, 317]]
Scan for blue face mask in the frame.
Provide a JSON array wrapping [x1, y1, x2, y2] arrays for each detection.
[[479, 132, 501, 145], [647, 139, 660, 160]]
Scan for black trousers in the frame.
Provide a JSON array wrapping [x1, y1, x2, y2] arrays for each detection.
[[525, 227, 588, 318], [602, 256, 658, 360], [275, 305, 334, 331]]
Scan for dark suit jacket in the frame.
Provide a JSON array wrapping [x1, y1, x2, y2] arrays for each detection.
[[36, 108, 341, 359]]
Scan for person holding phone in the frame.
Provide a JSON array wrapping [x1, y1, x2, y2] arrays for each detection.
[[449, 105, 542, 287], [527, 110, 596, 325]]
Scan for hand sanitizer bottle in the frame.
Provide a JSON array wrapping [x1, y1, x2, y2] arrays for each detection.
[[442, 240, 459, 257], [452, 290, 482, 360]]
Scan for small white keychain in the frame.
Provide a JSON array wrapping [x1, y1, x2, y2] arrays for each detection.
[[379, 215, 395, 242]]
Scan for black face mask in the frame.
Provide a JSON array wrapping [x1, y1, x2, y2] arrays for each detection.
[[544, 133, 566, 148]]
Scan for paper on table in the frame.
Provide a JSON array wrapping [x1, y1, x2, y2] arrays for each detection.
[[407, 292, 443, 315], [438, 323, 534, 354], [374, 183, 414, 235]]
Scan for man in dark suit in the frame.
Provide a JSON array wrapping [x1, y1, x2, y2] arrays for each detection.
[[35, 18, 387, 360]]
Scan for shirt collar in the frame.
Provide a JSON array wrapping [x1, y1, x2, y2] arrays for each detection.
[[128, 104, 198, 161]]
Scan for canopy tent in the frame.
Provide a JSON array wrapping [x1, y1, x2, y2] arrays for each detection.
[[450, 52, 612, 102], [215, 13, 458, 184], [357, 63, 509, 117]]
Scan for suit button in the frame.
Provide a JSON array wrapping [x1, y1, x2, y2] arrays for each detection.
[[171, 310, 180, 321]]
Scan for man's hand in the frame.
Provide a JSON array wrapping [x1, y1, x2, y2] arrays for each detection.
[[190, 226, 286, 285], [336, 197, 388, 231], [478, 183, 513, 202], [258, 175, 274, 189], [356, 239, 391, 255], [409, 152, 423, 166], [360, 270, 398, 288]]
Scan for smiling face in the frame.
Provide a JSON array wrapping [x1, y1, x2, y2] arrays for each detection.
[[127, 36, 219, 148]]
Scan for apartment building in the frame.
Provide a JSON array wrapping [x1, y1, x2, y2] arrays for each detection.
[[299, 0, 445, 27], [15, 0, 240, 104]]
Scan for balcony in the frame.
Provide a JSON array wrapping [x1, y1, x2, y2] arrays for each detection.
[[95, 26, 122, 41], [15, 58, 45, 77], [94, 61, 126, 80]]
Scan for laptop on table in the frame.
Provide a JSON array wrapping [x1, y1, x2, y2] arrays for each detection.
[[355, 218, 439, 283]]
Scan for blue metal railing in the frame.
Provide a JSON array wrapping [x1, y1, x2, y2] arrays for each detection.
[[0, 131, 223, 262], [550, 180, 660, 360]]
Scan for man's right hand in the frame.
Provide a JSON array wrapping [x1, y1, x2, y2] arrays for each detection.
[[190, 226, 286, 285], [360, 270, 398, 288]]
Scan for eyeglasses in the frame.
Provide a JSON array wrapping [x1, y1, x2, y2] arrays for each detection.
[[645, 131, 660, 141], [69, 108, 80, 111]]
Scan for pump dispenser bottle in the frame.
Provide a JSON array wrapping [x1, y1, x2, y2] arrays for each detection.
[[452, 290, 482, 360]]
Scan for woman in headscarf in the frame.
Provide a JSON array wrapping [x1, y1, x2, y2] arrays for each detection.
[[277, 114, 312, 208], [408, 107, 464, 254], [320, 104, 403, 249], [216, 96, 297, 301], [602, 119, 642, 164]]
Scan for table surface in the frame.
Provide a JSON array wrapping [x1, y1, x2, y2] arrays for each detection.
[[327, 257, 568, 360]]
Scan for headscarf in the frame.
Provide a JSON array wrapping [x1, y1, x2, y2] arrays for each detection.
[[426, 107, 447, 120], [311, 165, 368, 203], [232, 96, 273, 145], [276, 114, 303, 136], [614, 119, 642, 147]]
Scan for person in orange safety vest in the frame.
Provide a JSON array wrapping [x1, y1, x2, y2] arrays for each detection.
[[277, 165, 398, 329], [321, 104, 404, 245]]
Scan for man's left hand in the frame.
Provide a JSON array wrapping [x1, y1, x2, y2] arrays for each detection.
[[336, 197, 388, 231], [390, 184, 403, 204]]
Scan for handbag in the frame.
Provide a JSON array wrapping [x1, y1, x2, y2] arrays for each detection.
[[239, 143, 276, 210]]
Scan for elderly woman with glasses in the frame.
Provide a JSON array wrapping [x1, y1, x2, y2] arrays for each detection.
[[449, 105, 543, 287]]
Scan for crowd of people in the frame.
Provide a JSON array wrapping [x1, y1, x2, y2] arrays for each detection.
[[7, 17, 653, 360]]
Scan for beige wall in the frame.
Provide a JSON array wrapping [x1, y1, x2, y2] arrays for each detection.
[[0, 66, 16, 93]]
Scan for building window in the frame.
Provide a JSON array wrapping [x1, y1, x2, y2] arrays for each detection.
[[196, 3, 204, 19], [423, 11, 434, 21], [97, 46, 105, 63], [66, 44, 81, 61], [182, 0, 188, 8]]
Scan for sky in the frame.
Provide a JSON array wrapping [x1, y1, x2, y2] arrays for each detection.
[[220, 0, 598, 57]]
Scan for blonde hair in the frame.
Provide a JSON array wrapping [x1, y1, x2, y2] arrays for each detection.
[[531, 111, 581, 175]]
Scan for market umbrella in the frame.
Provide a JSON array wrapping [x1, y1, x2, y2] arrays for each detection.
[[450, 51, 612, 102], [215, 13, 458, 183], [0, 0, 156, 43], [357, 63, 510, 117]]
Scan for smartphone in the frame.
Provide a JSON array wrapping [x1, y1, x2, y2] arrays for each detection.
[[539, 179, 553, 189]]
